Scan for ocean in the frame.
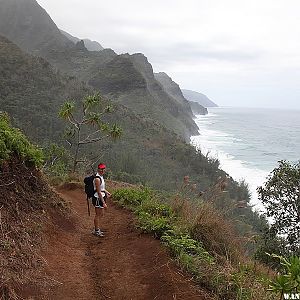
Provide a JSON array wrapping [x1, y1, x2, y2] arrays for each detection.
[[191, 107, 300, 212]]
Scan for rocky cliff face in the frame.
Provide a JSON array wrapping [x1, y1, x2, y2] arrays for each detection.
[[188, 100, 208, 115], [154, 72, 207, 116], [89, 53, 199, 139], [129, 55, 199, 138], [182, 89, 218, 107], [60, 29, 104, 51], [154, 72, 190, 106]]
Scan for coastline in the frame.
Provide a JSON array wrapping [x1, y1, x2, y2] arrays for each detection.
[[190, 108, 272, 212]]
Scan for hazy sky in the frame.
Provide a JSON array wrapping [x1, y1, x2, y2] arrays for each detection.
[[37, 0, 300, 109]]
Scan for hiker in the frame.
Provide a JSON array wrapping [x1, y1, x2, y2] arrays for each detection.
[[92, 163, 111, 237]]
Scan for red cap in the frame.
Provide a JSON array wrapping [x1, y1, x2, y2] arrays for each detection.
[[98, 163, 106, 169]]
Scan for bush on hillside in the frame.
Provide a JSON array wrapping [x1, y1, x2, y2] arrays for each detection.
[[0, 112, 43, 167], [42, 143, 72, 184]]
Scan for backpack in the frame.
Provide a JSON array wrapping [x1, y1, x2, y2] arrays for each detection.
[[84, 174, 100, 198]]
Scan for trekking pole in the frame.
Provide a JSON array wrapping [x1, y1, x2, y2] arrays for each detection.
[[86, 196, 91, 216]]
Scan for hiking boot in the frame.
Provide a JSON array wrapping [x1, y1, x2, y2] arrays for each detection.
[[92, 229, 104, 237]]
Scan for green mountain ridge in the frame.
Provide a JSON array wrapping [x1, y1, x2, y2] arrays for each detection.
[[0, 35, 218, 191], [0, 35, 90, 142], [0, 0, 199, 140], [154, 72, 208, 116], [88, 53, 199, 139]]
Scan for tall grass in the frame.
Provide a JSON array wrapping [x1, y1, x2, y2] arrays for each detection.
[[113, 187, 274, 300]]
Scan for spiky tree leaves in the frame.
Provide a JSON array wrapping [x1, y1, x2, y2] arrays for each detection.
[[58, 93, 122, 172], [58, 101, 75, 120]]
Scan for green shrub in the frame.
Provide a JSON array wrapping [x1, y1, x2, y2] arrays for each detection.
[[111, 171, 143, 184], [42, 143, 72, 182], [162, 230, 213, 262], [268, 255, 300, 298], [113, 187, 153, 208], [136, 199, 174, 217], [137, 211, 172, 237], [0, 113, 43, 167]]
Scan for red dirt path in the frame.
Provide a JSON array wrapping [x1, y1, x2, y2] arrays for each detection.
[[41, 186, 212, 300]]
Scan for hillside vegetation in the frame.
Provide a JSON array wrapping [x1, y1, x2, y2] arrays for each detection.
[[0, 113, 70, 298], [113, 187, 274, 300], [0, 35, 90, 142], [0, 0, 278, 289], [0, 114, 296, 300]]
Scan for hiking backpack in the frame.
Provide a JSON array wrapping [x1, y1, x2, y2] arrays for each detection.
[[84, 174, 100, 198]]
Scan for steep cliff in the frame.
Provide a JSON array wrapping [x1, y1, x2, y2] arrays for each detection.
[[188, 100, 208, 115], [0, 35, 90, 142], [60, 29, 104, 51], [88, 53, 199, 139], [0, 0, 198, 140], [0, 0, 73, 55], [154, 72, 207, 115], [182, 89, 218, 107]]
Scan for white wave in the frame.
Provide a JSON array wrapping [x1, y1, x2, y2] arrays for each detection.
[[191, 118, 270, 213]]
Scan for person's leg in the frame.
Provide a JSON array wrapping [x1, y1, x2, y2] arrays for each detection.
[[94, 207, 103, 231], [92, 197, 104, 236]]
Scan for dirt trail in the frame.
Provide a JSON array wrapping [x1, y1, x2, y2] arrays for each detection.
[[42, 186, 211, 300]]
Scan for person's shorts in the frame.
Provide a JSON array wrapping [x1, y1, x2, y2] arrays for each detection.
[[92, 194, 107, 208]]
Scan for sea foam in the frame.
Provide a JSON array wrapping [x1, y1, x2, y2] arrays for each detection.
[[191, 113, 270, 213]]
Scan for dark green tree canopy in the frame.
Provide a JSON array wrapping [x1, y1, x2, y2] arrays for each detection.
[[257, 160, 300, 253]]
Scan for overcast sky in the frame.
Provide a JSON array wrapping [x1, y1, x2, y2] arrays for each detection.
[[37, 0, 300, 109]]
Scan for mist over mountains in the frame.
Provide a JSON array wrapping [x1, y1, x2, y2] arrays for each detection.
[[60, 29, 104, 51], [0, 0, 225, 191], [0, 0, 215, 139], [0, 0, 73, 55], [182, 89, 218, 108]]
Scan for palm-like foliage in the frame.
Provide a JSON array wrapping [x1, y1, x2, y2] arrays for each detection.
[[83, 93, 101, 111], [110, 124, 123, 140], [58, 101, 75, 120], [58, 93, 122, 172]]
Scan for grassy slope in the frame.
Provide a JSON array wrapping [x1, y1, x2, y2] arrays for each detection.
[[0, 109, 277, 300]]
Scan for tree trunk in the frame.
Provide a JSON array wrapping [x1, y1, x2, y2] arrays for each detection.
[[73, 126, 81, 173]]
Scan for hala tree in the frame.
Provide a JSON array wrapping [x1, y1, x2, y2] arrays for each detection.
[[257, 160, 300, 253], [59, 93, 122, 172]]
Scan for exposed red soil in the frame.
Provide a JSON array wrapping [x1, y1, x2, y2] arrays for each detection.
[[40, 185, 212, 300]]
